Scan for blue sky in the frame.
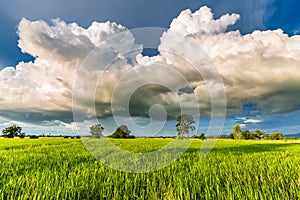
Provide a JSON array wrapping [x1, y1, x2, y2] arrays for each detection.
[[0, 0, 300, 136], [2, 0, 300, 68]]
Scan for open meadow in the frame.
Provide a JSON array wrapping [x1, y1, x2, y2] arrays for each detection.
[[0, 138, 300, 199]]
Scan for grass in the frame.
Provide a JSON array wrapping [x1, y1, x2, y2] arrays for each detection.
[[0, 138, 300, 199]]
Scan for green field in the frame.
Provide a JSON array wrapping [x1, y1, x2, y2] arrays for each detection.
[[0, 138, 300, 199]]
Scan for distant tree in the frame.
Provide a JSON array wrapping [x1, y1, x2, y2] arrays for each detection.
[[241, 130, 252, 140], [262, 132, 269, 140], [232, 125, 242, 139], [176, 114, 196, 139], [228, 127, 272, 140], [254, 129, 263, 139], [89, 124, 104, 138], [228, 133, 235, 139], [249, 132, 256, 140], [2, 125, 23, 138], [199, 133, 206, 140], [19, 132, 26, 139], [110, 125, 135, 138], [29, 135, 39, 139], [270, 132, 285, 140]]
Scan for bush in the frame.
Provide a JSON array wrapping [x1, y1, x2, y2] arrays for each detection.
[[110, 125, 135, 139], [199, 133, 206, 140], [19, 133, 26, 139], [29, 135, 39, 139], [270, 132, 285, 140]]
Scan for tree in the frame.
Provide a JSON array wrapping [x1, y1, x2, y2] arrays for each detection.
[[228, 133, 235, 139], [249, 132, 256, 140], [270, 132, 285, 140], [2, 125, 23, 138], [241, 130, 251, 140], [176, 114, 196, 139], [19, 132, 26, 139], [232, 125, 242, 139], [89, 124, 104, 138], [254, 129, 263, 139], [199, 133, 206, 140], [110, 125, 135, 138], [262, 132, 269, 140]]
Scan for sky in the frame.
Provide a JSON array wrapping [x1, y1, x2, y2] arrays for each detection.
[[0, 0, 300, 136]]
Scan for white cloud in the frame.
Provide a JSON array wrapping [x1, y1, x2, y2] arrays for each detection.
[[159, 6, 300, 116], [239, 124, 247, 129], [0, 18, 142, 123], [244, 119, 262, 124], [1, 6, 300, 128], [168, 6, 240, 35]]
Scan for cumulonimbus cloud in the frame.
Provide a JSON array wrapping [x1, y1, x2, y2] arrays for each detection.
[[1, 6, 300, 126], [0, 18, 142, 124], [159, 6, 300, 116]]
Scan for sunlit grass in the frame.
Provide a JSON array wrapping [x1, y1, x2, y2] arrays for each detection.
[[109, 138, 173, 152], [0, 138, 299, 199]]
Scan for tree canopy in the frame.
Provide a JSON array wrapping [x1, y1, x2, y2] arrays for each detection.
[[2, 125, 24, 138], [270, 132, 285, 140], [110, 125, 135, 138], [176, 114, 196, 139], [228, 125, 285, 140], [89, 124, 104, 138]]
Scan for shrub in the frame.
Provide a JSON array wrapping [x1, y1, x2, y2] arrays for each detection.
[[29, 135, 39, 139], [270, 132, 285, 140], [199, 133, 206, 140], [110, 125, 135, 139]]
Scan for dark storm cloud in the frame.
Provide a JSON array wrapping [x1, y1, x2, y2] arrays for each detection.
[[0, 110, 74, 124]]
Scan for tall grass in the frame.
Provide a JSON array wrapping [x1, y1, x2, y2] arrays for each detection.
[[0, 138, 299, 199]]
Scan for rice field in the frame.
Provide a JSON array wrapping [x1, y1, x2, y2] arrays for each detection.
[[0, 137, 299, 199]]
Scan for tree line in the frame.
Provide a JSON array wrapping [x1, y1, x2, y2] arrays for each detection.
[[89, 114, 198, 139], [225, 124, 285, 140], [0, 114, 198, 139], [1, 115, 287, 140], [0, 125, 81, 139], [89, 124, 135, 139]]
